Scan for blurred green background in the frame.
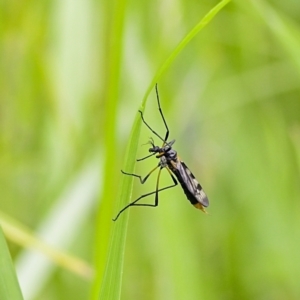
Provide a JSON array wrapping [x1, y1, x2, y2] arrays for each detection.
[[1, 0, 300, 299]]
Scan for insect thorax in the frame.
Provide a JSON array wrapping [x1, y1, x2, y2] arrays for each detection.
[[159, 155, 168, 168]]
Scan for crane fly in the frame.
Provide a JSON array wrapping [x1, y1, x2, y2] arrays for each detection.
[[113, 84, 209, 221]]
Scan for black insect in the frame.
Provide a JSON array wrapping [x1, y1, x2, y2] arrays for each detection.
[[113, 84, 209, 221]]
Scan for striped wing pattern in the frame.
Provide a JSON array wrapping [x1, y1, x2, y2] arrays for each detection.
[[172, 159, 209, 211]]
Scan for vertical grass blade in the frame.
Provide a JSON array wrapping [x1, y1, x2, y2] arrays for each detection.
[[98, 113, 142, 299], [250, 0, 300, 75]]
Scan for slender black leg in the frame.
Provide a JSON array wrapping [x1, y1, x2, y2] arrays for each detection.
[[155, 84, 169, 142], [138, 84, 169, 144], [139, 84, 170, 146], [136, 152, 156, 162], [138, 110, 165, 143], [113, 167, 178, 221], [121, 165, 159, 184]]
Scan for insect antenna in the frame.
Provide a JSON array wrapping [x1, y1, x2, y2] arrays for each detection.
[[136, 137, 156, 161]]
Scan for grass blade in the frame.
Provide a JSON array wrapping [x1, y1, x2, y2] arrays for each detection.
[[0, 226, 24, 300], [98, 111, 142, 299]]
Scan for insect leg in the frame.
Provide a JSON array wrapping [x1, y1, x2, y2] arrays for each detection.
[[113, 167, 178, 221], [138, 110, 165, 143], [136, 152, 156, 162], [138, 85, 169, 143], [155, 84, 169, 143], [121, 165, 159, 184]]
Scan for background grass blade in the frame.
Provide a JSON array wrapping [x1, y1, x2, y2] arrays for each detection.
[[250, 0, 300, 74], [0, 227, 24, 300]]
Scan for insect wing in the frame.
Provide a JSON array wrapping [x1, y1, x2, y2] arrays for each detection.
[[175, 160, 209, 208]]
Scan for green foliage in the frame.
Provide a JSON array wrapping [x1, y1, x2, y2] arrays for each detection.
[[1, 0, 300, 299]]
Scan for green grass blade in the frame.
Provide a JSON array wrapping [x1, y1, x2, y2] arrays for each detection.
[[0, 226, 24, 300], [98, 1, 231, 299], [250, 0, 300, 75], [98, 111, 142, 300]]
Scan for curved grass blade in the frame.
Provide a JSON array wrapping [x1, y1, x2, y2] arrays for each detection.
[[98, 1, 231, 299]]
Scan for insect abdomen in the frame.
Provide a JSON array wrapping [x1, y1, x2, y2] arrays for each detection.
[[171, 161, 209, 213]]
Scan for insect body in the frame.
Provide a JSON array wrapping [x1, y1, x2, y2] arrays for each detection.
[[149, 139, 208, 212], [113, 84, 209, 221]]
